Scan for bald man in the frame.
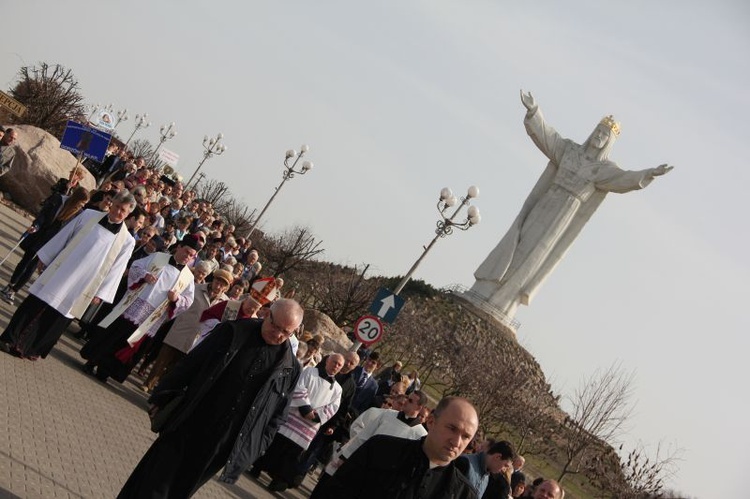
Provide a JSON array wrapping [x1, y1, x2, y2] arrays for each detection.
[[311, 396, 479, 499], [252, 353, 344, 492], [296, 351, 361, 478], [534, 479, 563, 499]]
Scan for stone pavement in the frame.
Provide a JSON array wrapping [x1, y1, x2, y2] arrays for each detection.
[[0, 202, 317, 498]]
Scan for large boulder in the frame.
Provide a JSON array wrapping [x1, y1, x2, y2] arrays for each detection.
[[0, 124, 96, 212], [302, 309, 353, 354]]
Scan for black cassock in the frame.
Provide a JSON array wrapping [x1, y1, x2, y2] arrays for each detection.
[[117, 326, 284, 499]]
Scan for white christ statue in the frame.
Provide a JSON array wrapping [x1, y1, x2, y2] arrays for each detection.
[[468, 90, 673, 324]]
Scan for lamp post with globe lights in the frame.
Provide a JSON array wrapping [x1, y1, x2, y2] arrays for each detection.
[[350, 185, 480, 352], [124, 113, 151, 146], [393, 185, 481, 295], [245, 144, 313, 237], [149, 122, 177, 168], [86, 103, 101, 122], [113, 108, 129, 129], [185, 132, 227, 190]]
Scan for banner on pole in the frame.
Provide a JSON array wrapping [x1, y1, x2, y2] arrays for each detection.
[[60, 121, 112, 163]]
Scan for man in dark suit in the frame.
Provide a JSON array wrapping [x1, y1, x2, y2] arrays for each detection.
[[349, 352, 381, 415], [310, 396, 479, 499]]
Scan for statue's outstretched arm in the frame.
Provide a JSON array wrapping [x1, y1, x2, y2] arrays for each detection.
[[520, 89, 538, 115], [648, 164, 674, 177], [521, 90, 566, 163]]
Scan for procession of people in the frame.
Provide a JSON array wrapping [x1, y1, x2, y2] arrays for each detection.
[[0, 124, 566, 499]]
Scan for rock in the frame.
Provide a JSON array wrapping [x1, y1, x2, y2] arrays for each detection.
[[0, 124, 96, 213], [302, 309, 353, 354]]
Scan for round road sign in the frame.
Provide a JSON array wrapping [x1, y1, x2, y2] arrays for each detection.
[[354, 315, 384, 345]]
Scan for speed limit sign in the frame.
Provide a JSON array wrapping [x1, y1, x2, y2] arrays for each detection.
[[354, 315, 384, 346]]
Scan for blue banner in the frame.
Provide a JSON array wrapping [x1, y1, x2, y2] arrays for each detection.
[[60, 121, 112, 163]]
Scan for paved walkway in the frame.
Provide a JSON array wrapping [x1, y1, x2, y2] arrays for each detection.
[[0, 202, 316, 498]]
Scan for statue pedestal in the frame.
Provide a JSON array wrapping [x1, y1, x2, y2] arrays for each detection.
[[445, 284, 520, 338]]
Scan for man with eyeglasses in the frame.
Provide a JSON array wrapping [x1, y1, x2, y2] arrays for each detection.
[[117, 298, 303, 498], [0, 127, 18, 176]]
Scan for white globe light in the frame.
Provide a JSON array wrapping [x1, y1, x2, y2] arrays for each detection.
[[300, 144, 310, 153], [286, 149, 296, 159], [467, 185, 479, 198], [467, 205, 479, 218], [446, 195, 458, 207], [440, 187, 452, 200], [302, 161, 313, 171], [218, 132, 224, 139]]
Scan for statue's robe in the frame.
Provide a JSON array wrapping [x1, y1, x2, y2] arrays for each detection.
[[471, 108, 655, 318]]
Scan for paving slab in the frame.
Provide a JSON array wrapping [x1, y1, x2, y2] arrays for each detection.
[[0, 201, 315, 498]]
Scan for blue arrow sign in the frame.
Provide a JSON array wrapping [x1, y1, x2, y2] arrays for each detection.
[[368, 287, 405, 324]]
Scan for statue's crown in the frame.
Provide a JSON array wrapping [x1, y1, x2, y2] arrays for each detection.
[[600, 115, 621, 136]]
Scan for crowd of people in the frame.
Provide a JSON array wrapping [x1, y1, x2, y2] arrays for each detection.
[[0, 132, 566, 498]]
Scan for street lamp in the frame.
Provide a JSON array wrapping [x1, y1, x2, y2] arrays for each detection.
[[245, 144, 314, 237], [149, 122, 177, 167], [113, 108, 129, 129], [124, 113, 151, 146], [185, 132, 227, 190], [392, 185, 481, 294], [86, 103, 101, 121], [350, 185, 480, 352], [85, 102, 112, 121]]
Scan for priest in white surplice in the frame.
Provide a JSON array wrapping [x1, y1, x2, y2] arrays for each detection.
[[251, 354, 344, 492], [0, 192, 137, 360], [80, 236, 199, 383]]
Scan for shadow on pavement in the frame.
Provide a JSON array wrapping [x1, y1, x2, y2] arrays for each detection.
[[0, 486, 23, 499], [0, 450, 84, 498], [48, 337, 153, 414]]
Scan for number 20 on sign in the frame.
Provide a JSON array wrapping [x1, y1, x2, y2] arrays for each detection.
[[354, 315, 384, 346]]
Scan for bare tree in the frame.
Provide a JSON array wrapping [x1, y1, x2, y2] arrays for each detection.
[[128, 138, 154, 159], [125, 138, 165, 170], [195, 178, 230, 209], [221, 198, 254, 235], [558, 363, 635, 482], [254, 226, 324, 277], [588, 442, 682, 499], [8, 62, 86, 137], [508, 388, 560, 457], [304, 263, 379, 326]]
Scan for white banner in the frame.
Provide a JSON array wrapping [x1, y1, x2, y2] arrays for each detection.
[[159, 147, 180, 167]]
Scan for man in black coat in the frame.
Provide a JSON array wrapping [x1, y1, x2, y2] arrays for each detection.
[[116, 298, 304, 498], [310, 396, 479, 499]]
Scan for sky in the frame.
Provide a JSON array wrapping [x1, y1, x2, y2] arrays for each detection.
[[3, 1, 748, 496]]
